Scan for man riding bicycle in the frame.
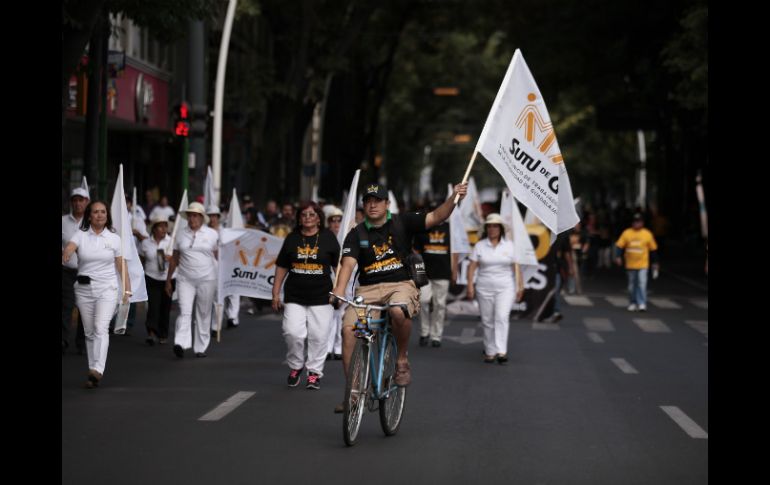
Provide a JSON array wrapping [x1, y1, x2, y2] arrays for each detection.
[[331, 182, 467, 411]]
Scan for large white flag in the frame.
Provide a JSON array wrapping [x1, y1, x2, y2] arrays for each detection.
[[225, 188, 244, 229], [110, 165, 148, 333], [339, 170, 361, 248], [460, 176, 483, 231], [475, 49, 579, 239], [218, 228, 285, 303], [131, 186, 148, 237], [448, 183, 471, 254], [81, 176, 90, 198], [203, 166, 217, 213], [165, 190, 189, 256]]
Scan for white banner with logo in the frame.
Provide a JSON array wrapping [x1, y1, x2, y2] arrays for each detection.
[[217, 228, 285, 303], [475, 49, 579, 238]]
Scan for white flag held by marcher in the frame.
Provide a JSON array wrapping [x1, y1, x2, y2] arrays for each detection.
[[388, 190, 399, 214], [165, 190, 189, 256], [460, 176, 483, 231], [500, 189, 538, 266], [225, 188, 244, 229], [131, 186, 148, 238], [448, 183, 471, 254], [203, 166, 217, 212], [475, 49, 579, 240], [110, 165, 148, 334], [339, 170, 361, 248], [81, 176, 90, 198]]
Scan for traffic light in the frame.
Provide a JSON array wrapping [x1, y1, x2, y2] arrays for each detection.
[[174, 101, 190, 137], [190, 103, 208, 137]]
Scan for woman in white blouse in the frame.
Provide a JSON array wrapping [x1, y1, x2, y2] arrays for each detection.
[[165, 202, 219, 358], [140, 215, 174, 345], [62, 200, 131, 388], [466, 213, 524, 364]]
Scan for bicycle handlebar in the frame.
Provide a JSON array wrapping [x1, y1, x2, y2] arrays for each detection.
[[329, 292, 390, 312]]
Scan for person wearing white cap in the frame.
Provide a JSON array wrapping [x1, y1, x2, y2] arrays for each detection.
[[467, 213, 524, 364], [165, 202, 220, 358], [140, 215, 175, 345], [62, 187, 90, 354], [62, 200, 131, 388]]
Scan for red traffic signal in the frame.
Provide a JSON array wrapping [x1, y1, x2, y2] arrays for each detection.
[[175, 121, 190, 137], [174, 101, 190, 137]]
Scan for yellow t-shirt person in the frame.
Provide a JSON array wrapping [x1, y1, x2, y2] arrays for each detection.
[[616, 228, 658, 270]]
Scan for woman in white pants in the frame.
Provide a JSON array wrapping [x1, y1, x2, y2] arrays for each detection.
[[324, 207, 344, 359], [466, 213, 524, 365], [272, 202, 340, 390], [165, 202, 219, 358], [62, 200, 130, 388]]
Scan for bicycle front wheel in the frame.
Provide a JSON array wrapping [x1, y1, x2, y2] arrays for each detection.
[[343, 339, 370, 446], [379, 334, 406, 436]]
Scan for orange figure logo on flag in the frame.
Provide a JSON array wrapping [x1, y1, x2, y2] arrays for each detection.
[[515, 93, 563, 164]]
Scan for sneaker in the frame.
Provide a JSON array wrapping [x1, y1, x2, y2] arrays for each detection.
[[627, 304, 638, 312], [333, 353, 342, 360], [394, 361, 411, 387], [287, 368, 302, 387], [550, 312, 563, 322], [158, 338, 168, 345], [173, 344, 184, 358], [195, 352, 207, 358], [334, 402, 344, 414], [638, 304, 647, 312], [419, 336, 429, 347], [306, 372, 321, 390], [431, 340, 441, 348], [145, 335, 157, 346], [483, 355, 496, 364], [496, 354, 508, 365]]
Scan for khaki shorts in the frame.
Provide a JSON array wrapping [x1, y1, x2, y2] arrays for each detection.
[[342, 280, 420, 328]]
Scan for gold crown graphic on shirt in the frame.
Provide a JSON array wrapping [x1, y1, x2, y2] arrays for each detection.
[[297, 245, 319, 257], [372, 242, 391, 258], [429, 230, 445, 242]]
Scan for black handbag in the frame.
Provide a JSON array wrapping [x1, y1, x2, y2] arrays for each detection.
[[405, 252, 429, 288]]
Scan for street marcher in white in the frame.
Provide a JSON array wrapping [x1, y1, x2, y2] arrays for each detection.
[[165, 202, 219, 358], [325, 207, 345, 359], [139, 215, 174, 345], [467, 213, 524, 365], [62, 200, 130, 388], [62, 187, 89, 354], [272, 202, 340, 390]]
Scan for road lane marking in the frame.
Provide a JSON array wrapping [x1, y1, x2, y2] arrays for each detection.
[[199, 391, 256, 421], [633, 318, 671, 333], [605, 296, 628, 307], [587, 332, 604, 343], [611, 358, 639, 374], [690, 299, 708, 310], [660, 406, 708, 439], [564, 295, 594, 306], [685, 320, 708, 338], [583, 317, 615, 332], [649, 298, 682, 309]]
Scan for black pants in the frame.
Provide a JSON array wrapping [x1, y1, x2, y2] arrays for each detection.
[[61, 267, 85, 349], [145, 276, 174, 339]]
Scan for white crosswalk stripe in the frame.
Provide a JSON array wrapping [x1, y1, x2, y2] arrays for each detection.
[[583, 317, 615, 332], [633, 318, 672, 333], [564, 295, 594, 306], [605, 296, 628, 307], [649, 297, 682, 309], [660, 406, 708, 439], [685, 320, 708, 338], [610, 358, 639, 374], [690, 299, 708, 310], [587, 332, 604, 343], [198, 391, 256, 421]]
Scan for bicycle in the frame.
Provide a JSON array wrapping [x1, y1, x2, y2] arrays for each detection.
[[329, 293, 407, 446]]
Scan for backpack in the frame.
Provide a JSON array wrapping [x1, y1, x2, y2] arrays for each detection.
[[355, 216, 429, 287]]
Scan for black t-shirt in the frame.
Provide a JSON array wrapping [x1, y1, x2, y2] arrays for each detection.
[[414, 221, 451, 280], [276, 229, 340, 306], [342, 212, 427, 286]]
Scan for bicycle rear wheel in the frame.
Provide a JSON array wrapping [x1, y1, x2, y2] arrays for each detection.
[[343, 339, 370, 446], [379, 334, 406, 436]]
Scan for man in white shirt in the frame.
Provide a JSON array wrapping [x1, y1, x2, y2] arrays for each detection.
[[62, 187, 89, 354]]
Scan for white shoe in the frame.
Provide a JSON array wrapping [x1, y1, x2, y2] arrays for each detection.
[[627, 304, 638, 312], [638, 304, 647, 312]]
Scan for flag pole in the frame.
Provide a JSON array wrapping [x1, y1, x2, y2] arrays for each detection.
[[454, 151, 478, 204]]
